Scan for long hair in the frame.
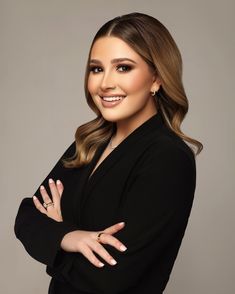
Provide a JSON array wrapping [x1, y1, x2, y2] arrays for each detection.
[[63, 12, 203, 168]]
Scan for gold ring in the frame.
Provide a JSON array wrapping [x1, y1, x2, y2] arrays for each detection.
[[43, 202, 54, 208], [97, 232, 105, 243]]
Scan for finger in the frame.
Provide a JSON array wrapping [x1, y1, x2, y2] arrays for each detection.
[[40, 185, 53, 208], [48, 178, 61, 206], [103, 222, 125, 235], [56, 179, 64, 198], [90, 240, 118, 266], [80, 246, 105, 268], [97, 233, 127, 252], [32, 196, 47, 215]]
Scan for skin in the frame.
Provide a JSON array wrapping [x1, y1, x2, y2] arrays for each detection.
[[33, 179, 127, 268], [88, 36, 161, 145], [33, 36, 161, 268]]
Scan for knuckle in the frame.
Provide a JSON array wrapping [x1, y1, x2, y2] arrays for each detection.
[[94, 243, 102, 251], [106, 254, 113, 261], [115, 240, 121, 247], [100, 233, 106, 241], [109, 236, 118, 244], [90, 254, 97, 264], [101, 250, 111, 261], [41, 190, 47, 197], [93, 257, 99, 265], [36, 204, 41, 210], [115, 223, 120, 229]]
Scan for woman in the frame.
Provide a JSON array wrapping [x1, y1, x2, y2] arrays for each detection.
[[14, 12, 203, 294]]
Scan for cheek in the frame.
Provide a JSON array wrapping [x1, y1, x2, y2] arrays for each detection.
[[87, 75, 97, 94], [122, 71, 152, 94]]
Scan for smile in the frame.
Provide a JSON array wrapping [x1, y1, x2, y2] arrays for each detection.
[[99, 95, 126, 108], [100, 96, 126, 101]]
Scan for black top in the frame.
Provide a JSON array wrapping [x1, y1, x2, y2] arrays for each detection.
[[14, 113, 196, 294]]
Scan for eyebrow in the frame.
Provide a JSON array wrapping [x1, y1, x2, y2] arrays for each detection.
[[89, 58, 137, 65]]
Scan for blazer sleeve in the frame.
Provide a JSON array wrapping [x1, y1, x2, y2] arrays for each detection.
[[14, 141, 78, 267], [46, 144, 196, 294]]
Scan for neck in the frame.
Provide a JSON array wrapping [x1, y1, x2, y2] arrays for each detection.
[[111, 109, 158, 147]]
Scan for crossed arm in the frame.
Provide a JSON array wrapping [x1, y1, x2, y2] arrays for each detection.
[[14, 142, 195, 294], [32, 178, 127, 268]]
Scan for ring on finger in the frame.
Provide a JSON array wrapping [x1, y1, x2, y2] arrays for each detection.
[[97, 232, 105, 243], [43, 201, 54, 208]]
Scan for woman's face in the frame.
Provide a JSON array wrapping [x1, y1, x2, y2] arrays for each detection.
[[87, 36, 160, 123]]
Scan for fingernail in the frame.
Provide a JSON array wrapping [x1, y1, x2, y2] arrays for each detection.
[[49, 178, 53, 184], [99, 262, 104, 267], [56, 180, 61, 185], [119, 222, 125, 226], [33, 196, 37, 200], [40, 185, 45, 190], [120, 245, 127, 251], [110, 259, 117, 265]]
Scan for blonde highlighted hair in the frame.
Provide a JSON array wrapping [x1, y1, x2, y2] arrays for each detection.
[[64, 12, 203, 168]]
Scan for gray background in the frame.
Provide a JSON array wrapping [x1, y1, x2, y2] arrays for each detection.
[[1, 0, 234, 293]]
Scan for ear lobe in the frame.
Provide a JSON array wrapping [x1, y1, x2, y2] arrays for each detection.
[[151, 77, 161, 93]]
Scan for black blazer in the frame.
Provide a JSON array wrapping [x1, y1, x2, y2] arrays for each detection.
[[14, 113, 196, 294]]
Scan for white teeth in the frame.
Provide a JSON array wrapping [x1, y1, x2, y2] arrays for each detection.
[[102, 96, 125, 101]]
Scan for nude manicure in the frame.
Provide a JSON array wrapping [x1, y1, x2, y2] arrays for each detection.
[[111, 259, 117, 265], [120, 245, 127, 251]]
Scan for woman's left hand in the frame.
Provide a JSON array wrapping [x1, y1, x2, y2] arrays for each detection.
[[32, 178, 64, 222]]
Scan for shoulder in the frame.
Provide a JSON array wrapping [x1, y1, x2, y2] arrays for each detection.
[[60, 141, 76, 159], [53, 141, 76, 170], [153, 125, 194, 162], [130, 127, 196, 200], [138, 126, 196, 175]]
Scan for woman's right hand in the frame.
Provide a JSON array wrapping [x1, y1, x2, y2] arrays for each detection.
[[60, 222, 127, 268]]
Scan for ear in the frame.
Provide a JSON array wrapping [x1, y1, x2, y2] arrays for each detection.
[[151, 76, 161, 93]]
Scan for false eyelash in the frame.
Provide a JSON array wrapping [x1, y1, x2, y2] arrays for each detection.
[[116, 64, 132, 72], [89, 64, 133, 73], [89, 66, 102, 73]]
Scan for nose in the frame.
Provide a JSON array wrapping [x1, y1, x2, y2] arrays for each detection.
[[100, 70, 116, 91]]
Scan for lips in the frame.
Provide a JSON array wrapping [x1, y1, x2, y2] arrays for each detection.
[[99, 95, 126, 108], [100, 95, 126, 101]]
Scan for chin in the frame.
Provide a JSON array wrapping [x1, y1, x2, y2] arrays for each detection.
[[98, 111, 121, 122], [102, 112, 136, 124], [100, 113, 119, 122]]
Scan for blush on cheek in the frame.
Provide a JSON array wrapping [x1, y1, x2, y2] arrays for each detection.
[[122, 71, 152, 93]]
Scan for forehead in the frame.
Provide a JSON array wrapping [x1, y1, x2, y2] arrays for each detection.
[[90, 36, 141, 61]]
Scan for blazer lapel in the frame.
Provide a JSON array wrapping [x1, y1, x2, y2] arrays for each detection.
[[78, 113, 164, 216], [74, 138, 115, 225]]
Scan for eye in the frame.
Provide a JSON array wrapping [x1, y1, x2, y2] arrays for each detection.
[[89, 66, 103, 73], [116, 64, 132, 72]]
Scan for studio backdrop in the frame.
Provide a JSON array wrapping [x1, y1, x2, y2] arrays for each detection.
[[1, 0, 234, 293]]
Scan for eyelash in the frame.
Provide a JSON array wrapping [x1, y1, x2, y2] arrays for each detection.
[[89, 64, 132, 74]]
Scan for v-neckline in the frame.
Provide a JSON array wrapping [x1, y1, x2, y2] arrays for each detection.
[[74, 112, 164, 225], [85, 112, 163, 185], [87, 140, 113, 182]]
